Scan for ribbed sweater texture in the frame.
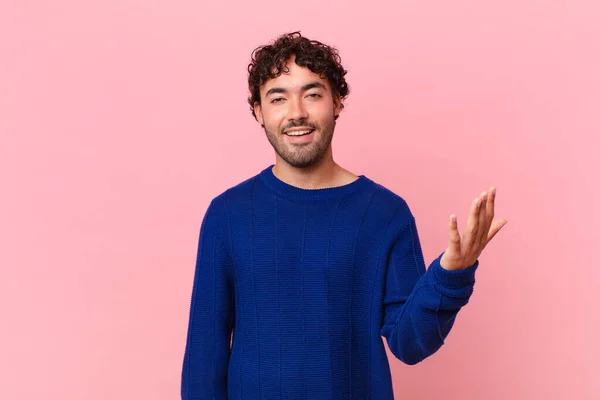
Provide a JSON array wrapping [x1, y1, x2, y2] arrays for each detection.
[[181, 165, 479, 399]]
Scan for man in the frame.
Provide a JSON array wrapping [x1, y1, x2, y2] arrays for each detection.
[[181, 31, 507, 400]]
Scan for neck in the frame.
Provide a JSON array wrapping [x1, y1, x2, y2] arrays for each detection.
[[272, 150, 356, 190]]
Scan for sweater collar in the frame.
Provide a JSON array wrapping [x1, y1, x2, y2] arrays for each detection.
[[258, 164, 373, 201]]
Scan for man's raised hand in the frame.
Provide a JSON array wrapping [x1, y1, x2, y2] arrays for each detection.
[[440, 186, 507, 271]]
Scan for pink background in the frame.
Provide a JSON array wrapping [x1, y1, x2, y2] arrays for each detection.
[[1, 1, 598, 399]]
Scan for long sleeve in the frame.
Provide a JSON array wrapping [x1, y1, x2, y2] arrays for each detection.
[[181, 197, 235, 399], [380, 214, 479, 365]]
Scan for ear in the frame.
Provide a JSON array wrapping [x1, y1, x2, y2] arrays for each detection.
[[254, 101, 264, 126], [333, 93, 342, 118]]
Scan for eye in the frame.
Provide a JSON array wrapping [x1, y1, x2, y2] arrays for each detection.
[[308, 93, 322, 98], [271, 98, 284, 104]]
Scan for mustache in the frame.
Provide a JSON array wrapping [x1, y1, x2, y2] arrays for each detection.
[[282, 122, 316, 132]]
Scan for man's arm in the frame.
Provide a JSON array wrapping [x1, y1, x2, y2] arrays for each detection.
[[380, 214, 478, 365], [181, 197, 235, 399]]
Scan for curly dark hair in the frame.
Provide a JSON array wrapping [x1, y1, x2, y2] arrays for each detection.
[[247, 31, 350, 121]]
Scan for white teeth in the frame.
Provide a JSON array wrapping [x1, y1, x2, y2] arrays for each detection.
[[286, 130, 312, 136]]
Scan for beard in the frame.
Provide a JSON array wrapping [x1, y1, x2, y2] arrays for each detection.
[[263, 118, 336, 169]]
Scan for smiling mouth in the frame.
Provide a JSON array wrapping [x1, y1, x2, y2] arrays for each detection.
[[284, 129, 315, 136]]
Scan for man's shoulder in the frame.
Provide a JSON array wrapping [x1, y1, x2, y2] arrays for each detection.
[[351, 176, 416, 236], [207, 169, 263, 209], [371, 180, 407, 205], [364, 177, 410, 212]]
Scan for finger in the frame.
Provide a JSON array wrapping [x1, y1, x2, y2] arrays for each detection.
[[481, 186, 496, 246], [476, 190, 489, 248], [487, 218, 508, 242], [448, 213, 461, 252], [464, 195, 481, 252]]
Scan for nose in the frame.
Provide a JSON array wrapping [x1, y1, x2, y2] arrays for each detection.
[[287, 96, 309, 121]]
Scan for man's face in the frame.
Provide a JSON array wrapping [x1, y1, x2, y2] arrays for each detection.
[[254, 55, 341, 169]]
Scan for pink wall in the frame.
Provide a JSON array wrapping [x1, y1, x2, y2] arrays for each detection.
[[1, 1, 598, 399]]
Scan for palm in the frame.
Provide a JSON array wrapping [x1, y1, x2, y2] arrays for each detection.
[[440, 186, 507, 271]]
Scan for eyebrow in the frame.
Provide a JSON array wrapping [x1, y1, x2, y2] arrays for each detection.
[[265, 81, 327, 97]]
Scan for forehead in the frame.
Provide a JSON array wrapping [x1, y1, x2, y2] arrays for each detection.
[[261, 58, 331, 94]]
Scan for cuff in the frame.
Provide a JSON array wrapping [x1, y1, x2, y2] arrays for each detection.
[[430, 251, 479, 290]]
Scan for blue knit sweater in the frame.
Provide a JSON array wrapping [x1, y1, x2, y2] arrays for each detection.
[[181, 165, 479, 400]]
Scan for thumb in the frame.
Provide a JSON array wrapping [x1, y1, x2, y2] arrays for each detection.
[[448, 213, 461, 253]]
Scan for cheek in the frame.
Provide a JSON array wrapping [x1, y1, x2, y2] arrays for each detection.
[[309, 103, 334, 119], [263, 109, 285, 128]]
